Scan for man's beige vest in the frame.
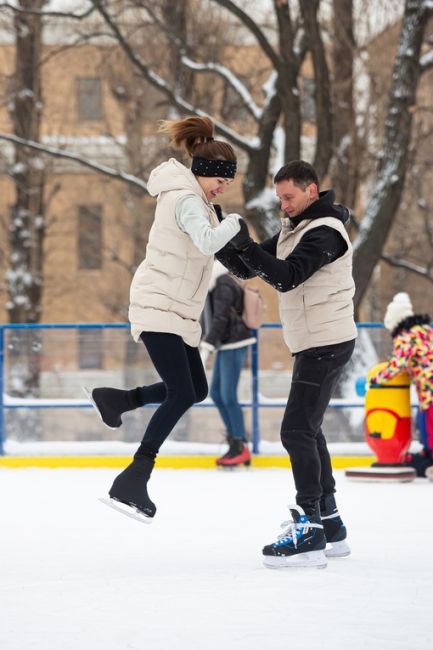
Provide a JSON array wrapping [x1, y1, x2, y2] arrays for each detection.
[[129, 172, 220, 347], [277, 216, 357, 353]]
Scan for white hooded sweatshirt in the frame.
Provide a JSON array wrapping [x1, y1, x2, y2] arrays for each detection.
[[129, 159, 240, 347]]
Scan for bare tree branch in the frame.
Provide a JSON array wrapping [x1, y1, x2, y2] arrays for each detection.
[[382, 254, 433, 282], [90, 0, 255, 153], [209, 0, 281, 69], [39, 30, 114, 66], [299, 0, 333, 178], [420, 48, 433, 72], [106, 246, 135, 276], [133, 0, 181, 46], [352, 0, 431, 312], [0, 133, 148, 192], [180, 55, 262, 121], [0, 1, 96, 19]]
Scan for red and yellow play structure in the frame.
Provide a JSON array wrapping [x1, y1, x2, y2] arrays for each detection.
[[346, 363, 416, 481]]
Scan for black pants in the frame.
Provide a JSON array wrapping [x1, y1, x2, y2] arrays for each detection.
[[280, 339, 356, 511], [136, 332, 208, 457]]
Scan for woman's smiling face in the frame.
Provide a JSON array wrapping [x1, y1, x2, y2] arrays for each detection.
[[197, 176, 234, 202]]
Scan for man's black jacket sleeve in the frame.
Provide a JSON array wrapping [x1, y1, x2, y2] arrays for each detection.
[[237, 226, 347, 292], [215, 244, 255, 278]]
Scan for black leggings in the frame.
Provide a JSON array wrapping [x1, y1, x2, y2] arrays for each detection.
[[135, 332, 208, 457]]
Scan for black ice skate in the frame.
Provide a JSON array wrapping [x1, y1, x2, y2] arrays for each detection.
[[100, 456, 156, 524], [320, 494, 350, 558], [262, 505, 327, 569], [83, 386, 134, 429]]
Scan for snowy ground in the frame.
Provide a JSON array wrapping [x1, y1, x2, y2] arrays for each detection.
[[0, 467, 432, 650]]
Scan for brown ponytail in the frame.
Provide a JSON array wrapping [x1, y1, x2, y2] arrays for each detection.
[[158, 116, 236, 163]]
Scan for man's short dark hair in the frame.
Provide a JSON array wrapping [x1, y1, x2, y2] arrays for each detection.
[[273, 160, 319, 190]]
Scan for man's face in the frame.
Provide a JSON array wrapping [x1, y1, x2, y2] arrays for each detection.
[[275, 179, 317, 218], [197, 176, 233, 202]]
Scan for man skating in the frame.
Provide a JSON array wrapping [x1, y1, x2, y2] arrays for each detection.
[[224, 160, 357, 568]]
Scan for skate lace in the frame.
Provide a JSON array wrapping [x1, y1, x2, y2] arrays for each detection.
[[277, 518, 323, 549]]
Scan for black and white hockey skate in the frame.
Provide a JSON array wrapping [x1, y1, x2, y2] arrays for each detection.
[[262, 505, 327, 569], [100, 456, 156, 524], [320, 494, 350, 558]]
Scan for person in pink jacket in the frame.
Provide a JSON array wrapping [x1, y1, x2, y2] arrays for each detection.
[[370, 292, 433, 476]]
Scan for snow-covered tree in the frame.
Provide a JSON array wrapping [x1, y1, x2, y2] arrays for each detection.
[[330, 0, 358, 211], [6, 0, 47, 324], [88, 0, 333, 239], [352, 0, 433, 312]]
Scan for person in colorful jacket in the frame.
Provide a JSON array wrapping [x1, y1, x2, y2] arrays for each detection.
[[85, 116, 242, 521], [370, 292, 433, 476]]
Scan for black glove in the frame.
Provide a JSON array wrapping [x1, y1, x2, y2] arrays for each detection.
[[229, 218, 253, 251], [213, 204, 224, 222]]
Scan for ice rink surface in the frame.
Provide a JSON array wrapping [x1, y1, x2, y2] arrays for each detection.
[[0, 467, 432, 650]]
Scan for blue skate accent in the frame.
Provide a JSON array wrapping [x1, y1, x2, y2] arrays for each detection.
[[272, 511, 323, 550]]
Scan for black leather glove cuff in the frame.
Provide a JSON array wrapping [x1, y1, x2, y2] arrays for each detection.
[[229, 219, 253, 251]]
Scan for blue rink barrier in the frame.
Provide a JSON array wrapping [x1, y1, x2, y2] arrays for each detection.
[[0, 322, 383, 456]]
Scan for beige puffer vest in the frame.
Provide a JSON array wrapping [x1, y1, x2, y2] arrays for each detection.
[[277, 216, 357, 353], [129, 159, 220, 347]]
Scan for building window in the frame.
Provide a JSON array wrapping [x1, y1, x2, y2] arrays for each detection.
[[78, 329, 104, 369], [76, 77, 103, 120], [78, 204, 102, 270]]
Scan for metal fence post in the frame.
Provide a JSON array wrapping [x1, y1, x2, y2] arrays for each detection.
[[0, 326, 4, 455], [251, 329, 260, 454]]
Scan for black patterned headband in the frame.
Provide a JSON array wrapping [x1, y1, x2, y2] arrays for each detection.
[[191, 156, 237, 179]]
